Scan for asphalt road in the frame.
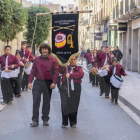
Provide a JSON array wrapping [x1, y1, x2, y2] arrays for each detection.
[[0, 72, 140, 140]]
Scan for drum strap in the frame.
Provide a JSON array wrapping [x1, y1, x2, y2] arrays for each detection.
[[2, 55, 14, 70], [111, 65, 116, 75]]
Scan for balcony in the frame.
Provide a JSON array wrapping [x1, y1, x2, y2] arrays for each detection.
[[113, 0, 140, 21]]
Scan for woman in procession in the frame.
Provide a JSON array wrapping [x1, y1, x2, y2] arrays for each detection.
[[59, 56, 84, 128]]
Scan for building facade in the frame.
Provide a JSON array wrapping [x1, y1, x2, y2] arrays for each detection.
[[75, 0, 140, 73]]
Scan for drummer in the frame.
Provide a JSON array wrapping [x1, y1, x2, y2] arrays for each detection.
[[107, 57, 127, 104], [92, 51, 99, 87], [84, 49, 95, 84], [20, 42, 34, 92], [59, 56, 84, 128], [27, 46, 35, 62], [96, 46, 112, 98], [0, 46, 19, 105], [14, 50, 26, 97]]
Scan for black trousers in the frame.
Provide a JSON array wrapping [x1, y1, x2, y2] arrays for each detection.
[[57, 76, 61, 90], [32, 79, 52, 123], [92, 75, 99, 85], [100, 75, 110, 96], [62, 110, 77, 126], [89, 72, 92, 82], [22, 72, 29, 90], [1, 78, 14, 102], [111, 85, 119, 100], [14, 73, 22, 95]]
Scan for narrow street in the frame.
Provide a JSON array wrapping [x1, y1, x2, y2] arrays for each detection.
[[0, 70, 140, 140]]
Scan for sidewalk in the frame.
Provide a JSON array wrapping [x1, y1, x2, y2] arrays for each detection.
[[79, 61, 140, 118]]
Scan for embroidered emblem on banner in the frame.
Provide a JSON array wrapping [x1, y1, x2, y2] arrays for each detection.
[[55, 33, 66, 48]]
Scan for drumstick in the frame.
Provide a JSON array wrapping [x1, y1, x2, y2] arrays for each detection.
[[3, 65, 15, 68], [127, 74, 132, 77], [3, 66, 11, 68]]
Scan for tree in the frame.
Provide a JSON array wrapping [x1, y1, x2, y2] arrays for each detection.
[[24, 5, 51, 46], [0, 0, 27, 44]]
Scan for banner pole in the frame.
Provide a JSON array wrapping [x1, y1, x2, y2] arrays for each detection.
[[36, 10, 92, 16], [66, 65, 70, 98]]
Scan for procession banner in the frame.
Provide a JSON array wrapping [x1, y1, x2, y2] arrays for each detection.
[[51, 14, 79, 66]]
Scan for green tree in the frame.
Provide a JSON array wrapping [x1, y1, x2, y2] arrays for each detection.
[[0, 0, 27, 44], [25, 5, 51, 46]]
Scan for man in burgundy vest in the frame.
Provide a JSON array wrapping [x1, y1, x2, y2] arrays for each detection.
[[0, 46, 19, 105], [97, 46, 112, 98], [20, 42, 34, 92]]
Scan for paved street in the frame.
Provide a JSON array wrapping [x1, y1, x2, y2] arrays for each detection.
[[0, 71, 140, 140]]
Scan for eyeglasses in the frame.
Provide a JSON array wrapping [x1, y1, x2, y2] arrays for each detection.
[[6, 49, 11, 50], [71, 59, 76, 61]]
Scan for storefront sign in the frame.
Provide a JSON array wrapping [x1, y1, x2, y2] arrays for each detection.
[[102, 34, 108, 41], [109, 25, 117, 31], [118, 23, 127, 31], [94, 33, 102, 41]]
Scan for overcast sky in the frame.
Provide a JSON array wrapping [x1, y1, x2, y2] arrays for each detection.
[[29, 0, 74, 6]]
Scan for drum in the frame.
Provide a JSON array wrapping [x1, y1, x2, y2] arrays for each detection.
[[87, 64, 93, 73], [110, 75, 123, 88], [2, 69, 18, 78], [98, 65, 109, 77], [24, 62, 33, 75], [91, 67, 98, 76]]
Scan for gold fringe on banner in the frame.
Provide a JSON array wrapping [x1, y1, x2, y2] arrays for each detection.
[[51, 53, 80, 67]]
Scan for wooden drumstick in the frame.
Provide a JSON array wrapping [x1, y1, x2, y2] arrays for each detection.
[[126, 74, 132, 77]]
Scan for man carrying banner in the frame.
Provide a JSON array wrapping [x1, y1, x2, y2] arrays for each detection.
[[28, 43, 59, 127], [59, 56, 84, 128]]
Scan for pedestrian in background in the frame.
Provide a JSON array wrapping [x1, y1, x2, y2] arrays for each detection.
[[87, 48, 90, 53], [112, 46, 123, 63], [80, 48, 85, 65]]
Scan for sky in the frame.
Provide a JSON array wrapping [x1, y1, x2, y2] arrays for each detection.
[[29, 0, 74, 6]]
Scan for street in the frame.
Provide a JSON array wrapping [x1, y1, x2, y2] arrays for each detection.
[[0, 70, 140, 140]]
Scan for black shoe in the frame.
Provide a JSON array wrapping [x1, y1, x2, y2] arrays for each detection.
[[30, 122, 39, 127], [115, 100, 118, 104], [100, 93, 103, 96], [71, 124, 76, 128], [15, 94, 21, 98], [111, 99, 114, 103], [92, 84, 95, 87], [21, 89, 24, 92], [7, 101, 13, 105], [43, 121, 49, 126], [89, 81, 91, 83], [105, 95, 109, 98], [2, 101, 7, 105]]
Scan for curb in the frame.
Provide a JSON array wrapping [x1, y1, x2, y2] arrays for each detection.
[[80, 64, 140, 118]]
